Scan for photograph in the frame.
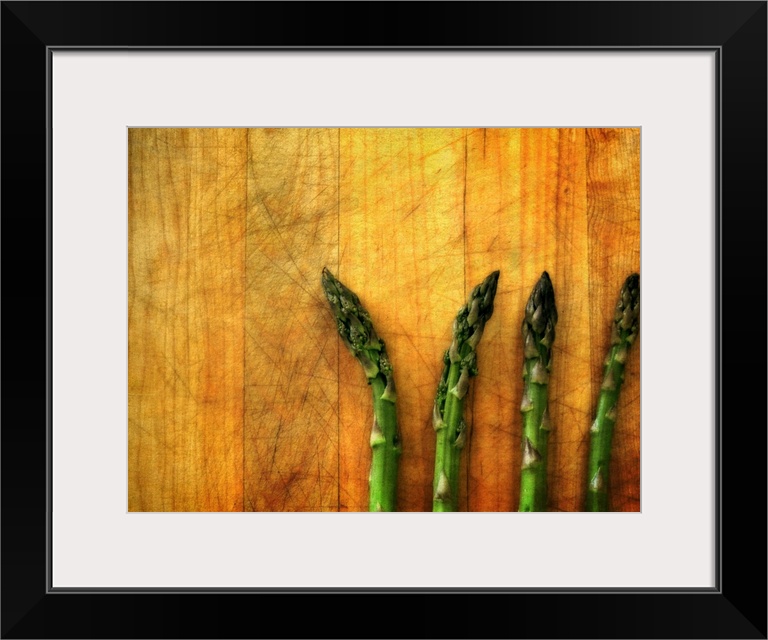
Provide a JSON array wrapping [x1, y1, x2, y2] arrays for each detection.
[[128, 127, 640, 513]]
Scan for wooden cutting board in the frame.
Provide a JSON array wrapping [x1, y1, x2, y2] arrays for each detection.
[[128, 127, 640, 512]]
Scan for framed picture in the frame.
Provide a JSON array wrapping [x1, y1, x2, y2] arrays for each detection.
[[3, 2, 764, 638]]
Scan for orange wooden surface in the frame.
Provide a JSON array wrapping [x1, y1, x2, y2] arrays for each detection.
[[128, 129, 246, 511], [128, 127, 640, 512]]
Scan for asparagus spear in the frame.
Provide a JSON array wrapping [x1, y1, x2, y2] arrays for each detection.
[[321, 268, 400, 512], [432, 270, 500, 512], [585, 273, 640, 512], [518, 272, 558, 512]]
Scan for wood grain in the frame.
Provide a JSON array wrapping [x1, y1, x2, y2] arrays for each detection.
[[244, 129, 339, 511], [128, 127, 640, 512], [128, 129, 246, 511]]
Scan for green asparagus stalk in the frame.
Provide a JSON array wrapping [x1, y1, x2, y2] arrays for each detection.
[[585, 274, 640, 512], [321, 268, 401, 512], [518, 272, 558, 512], [432, 270, 500, 512]]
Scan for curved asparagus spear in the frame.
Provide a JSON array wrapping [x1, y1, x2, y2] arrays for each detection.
[[321, 268, 400, 512], [585, 273, 640, 511], [432, 270, 500, 512], [518, 272, 558, 512]]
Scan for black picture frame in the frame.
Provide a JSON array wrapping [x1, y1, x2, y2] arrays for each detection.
[[2, 2, 765, 638]]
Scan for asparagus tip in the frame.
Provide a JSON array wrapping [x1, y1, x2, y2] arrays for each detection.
[[522, 271, 558, 363], [613, 272, 640, 344], [320, 266, 335, 291], [525, 272, 557, 328], [321, 267, 389, 381], [534, 271, 555, 303]]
